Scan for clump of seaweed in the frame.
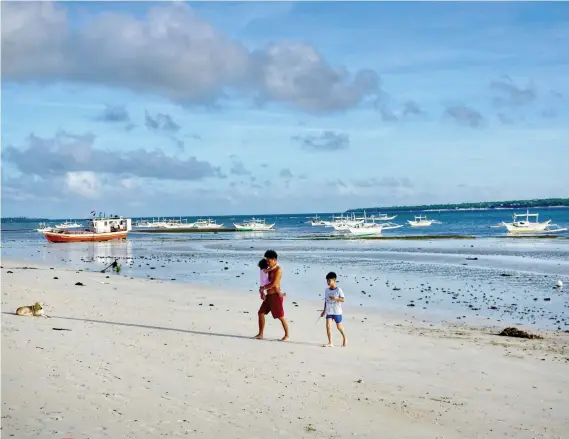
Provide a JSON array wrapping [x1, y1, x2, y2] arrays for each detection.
[[498, 327, 543, 340], [304, 424, 316, 432]]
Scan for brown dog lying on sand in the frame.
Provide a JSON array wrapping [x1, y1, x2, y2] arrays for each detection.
[[16, 302, 45, 317]]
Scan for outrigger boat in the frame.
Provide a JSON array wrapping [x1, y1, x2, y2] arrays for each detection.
[[329, 213, 364, 231], [234, 218, 275, 231], [36, 222, 53, 233], [162, 218, 195, 229], [41, 216, 132, 243], [354, 210, 397, 221], [338, 211, 399, 232], [348, 221, 403, 237], [307, 215, 327, 226], [372, 213, 397, 221], [133, 217, 195, 229], [37, 220, 82, 232], [499, 210, 567, 234], [54, 220, 82, 229], [193, 218, 224, 229], [407, 215, 442, 227]]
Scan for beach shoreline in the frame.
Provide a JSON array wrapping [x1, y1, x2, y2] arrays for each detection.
[[3, 233, 568, 332], [3, 255, 566, 333], [2, 258, 568, 438]]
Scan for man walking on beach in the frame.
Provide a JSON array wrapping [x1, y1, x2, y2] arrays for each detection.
[[254, 250, 289, 341]]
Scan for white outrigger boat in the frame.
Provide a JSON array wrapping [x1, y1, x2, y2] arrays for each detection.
[[36, 222, 53, 233], [329, 213, 364, 231], [234, 218, 275, 231], [37, 220, 82, 233], [364, 212, 397, 221], [348, 221, 403, 236], [407, 215, 442, 227], [54, 220, 83, 229], [335, 211, 398, 230], [133, 217, 195, 229], [308, 215, 328, 226], [375, 214, 397, 221], [193, 218, 224, 229], [499, 210, 567, 234], [162, 218, 195, 229]]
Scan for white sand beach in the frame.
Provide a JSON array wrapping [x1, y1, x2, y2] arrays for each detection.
[[2, 259, 568, 439]]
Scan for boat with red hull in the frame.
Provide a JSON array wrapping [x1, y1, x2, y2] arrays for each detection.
[[41, 216, 132, 243]]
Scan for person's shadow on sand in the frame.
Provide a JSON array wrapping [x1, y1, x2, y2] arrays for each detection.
[[2, 312, 318, 347]]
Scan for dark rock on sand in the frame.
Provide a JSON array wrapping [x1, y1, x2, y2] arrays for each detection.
[[75, 282, 84, 286]]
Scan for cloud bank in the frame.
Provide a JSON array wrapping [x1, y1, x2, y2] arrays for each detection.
[[2, 2, 380, 113], [2, 131, 221, 181]]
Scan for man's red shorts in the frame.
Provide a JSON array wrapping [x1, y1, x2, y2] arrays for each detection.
[[258, 294, 285, 319]]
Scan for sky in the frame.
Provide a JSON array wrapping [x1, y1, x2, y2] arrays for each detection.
[[1, 1, 568, 218]]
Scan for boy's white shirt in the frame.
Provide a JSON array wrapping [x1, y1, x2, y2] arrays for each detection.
[[324, 287, 345, 315]]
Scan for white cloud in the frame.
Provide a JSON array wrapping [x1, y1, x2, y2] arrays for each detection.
[[65, 171, 101, 199], [2, 2, 379, 113]]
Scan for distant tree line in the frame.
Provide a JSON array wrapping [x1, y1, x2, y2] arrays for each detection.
[[1, 217, 48, 222], [345, 198, 569, 213]]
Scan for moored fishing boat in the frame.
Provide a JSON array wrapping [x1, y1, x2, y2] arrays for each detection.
[[233, 218, 275, 231], [307, 215, 327, 226], [348, 221, 403, 236], [54, 220, 83, 229], [41, 215, 131, 243], [36, 222, 53, 233], [499, 210, 567, 234], [407, 215, 442, 227], [193, 218, 224, 229]]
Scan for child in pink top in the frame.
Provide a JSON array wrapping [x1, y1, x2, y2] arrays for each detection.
[[258, 258, 270, 300]]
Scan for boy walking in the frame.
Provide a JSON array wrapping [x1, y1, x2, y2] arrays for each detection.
[[320, 272, 347, 347]]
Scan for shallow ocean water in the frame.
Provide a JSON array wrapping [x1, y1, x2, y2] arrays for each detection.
[[2, 209, 569, 330]]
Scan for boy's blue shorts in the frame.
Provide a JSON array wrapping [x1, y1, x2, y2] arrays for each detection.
[[326, 314, 343, 324]]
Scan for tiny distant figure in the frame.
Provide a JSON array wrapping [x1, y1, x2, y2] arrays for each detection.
[[258, 258, 269, 300], [320, 272, 347, 347], [254, 249, 289, 341]]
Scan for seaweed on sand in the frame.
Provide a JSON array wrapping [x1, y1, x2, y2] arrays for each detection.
[[498, 327, 543, 340]]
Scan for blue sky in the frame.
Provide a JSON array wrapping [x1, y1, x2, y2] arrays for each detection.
[[2, 1, 568, 218]]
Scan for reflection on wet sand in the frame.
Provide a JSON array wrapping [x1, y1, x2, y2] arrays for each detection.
[[40, 240, 133, 269]]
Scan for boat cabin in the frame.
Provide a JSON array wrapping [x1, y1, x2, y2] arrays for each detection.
[[512, 211, 540, 225], [88, 217, 132, 233]]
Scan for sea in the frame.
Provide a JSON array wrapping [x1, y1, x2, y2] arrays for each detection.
[[2, 208, 569, 331]]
